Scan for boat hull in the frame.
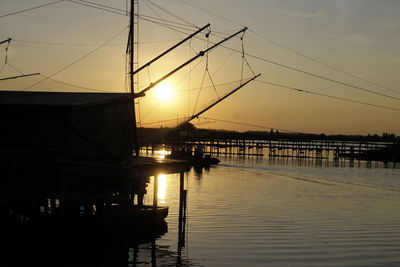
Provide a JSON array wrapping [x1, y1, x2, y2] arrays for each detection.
[[102, 205, 169, 228]]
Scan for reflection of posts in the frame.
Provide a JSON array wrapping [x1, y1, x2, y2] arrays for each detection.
[[132, 177, 149, 207], [178, 172, 187, 256]]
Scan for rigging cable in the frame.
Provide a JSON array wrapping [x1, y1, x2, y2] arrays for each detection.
[[21, 26, 128, 92], [0, 35, 181, 47], [245, 53, 400, 102], [199, 116, 310, 134], [0, 0, 65, 19], [204, 28, 220, 99], [141, 117, 182, 126], [256, 80, 400, 112], [140, 0, 209, 67], [66, 0, 126, 16], [153, 23, 400, 102], [145, 0, 196, 28], [142, 0, 186, 40], [3, 61, 113, 93], [174, 78, 250, 94], [177, 0, 400, 95], [241, 36, 256, 78], [71, 0, 126, 13], [137, 14, 196, 31], [6, 62, 24, 75], [0, 39, 11, 74], [141, 101, 161, 121], [211, 38, 241, 76], [139, 57, 206, 122], [192, 28, 211, 116], [66, 0, 198, 31], [41, 74, 112, 92]]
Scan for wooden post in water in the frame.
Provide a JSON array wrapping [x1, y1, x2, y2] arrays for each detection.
[[178, 172, 184, 224], [178, 172, 186, 251], [153, 175, 158, 210]]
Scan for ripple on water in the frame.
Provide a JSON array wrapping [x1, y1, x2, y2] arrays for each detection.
[[157, 158, 400, 266]]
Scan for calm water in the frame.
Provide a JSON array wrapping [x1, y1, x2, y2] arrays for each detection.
[[139, 157, 400, 266]]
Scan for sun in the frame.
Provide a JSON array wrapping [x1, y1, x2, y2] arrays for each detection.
[[154, 82, 174, 102]]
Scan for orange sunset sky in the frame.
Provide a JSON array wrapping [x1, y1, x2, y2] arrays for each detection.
[[1, 0, 399, 135]]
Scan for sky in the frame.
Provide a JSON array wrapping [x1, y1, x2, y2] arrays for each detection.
[[1, 0, 400, 135]]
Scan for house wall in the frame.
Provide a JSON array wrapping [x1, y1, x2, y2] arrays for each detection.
[[67, 100, 134, 162]]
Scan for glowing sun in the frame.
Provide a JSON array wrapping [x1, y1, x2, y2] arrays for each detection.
[[155, 82, 174, 102]]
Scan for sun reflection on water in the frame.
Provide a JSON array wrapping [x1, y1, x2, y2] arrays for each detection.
[[154, 149, 169, 160], [157, 174, 167, 204]]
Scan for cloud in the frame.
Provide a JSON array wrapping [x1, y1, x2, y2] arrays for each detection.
[[327, 33, 373, 46], [282, 10, 324, 19]]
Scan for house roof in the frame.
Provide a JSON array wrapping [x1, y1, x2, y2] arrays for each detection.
[[0, 91, 131, 111]]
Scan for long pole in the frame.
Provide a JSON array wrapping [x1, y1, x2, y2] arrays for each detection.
[[129, 0, 140, 157], [0, 73, 40, 81], [190, 74, 261, 120], [133, 23, 210, 75], [0, 38, 11, 45], [137, 27, 248, 97]]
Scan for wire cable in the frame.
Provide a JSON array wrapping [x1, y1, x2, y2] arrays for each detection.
[[142, 1, 189, 38], [178, 0, 400, 95], [22, 26, 128, 91], [199, 116, 311, 134], [66, 0, 126, 15], [145, 0, 196, 28], [192, 38, 210, 116], [72, 0, 126, 13], [0, 0, 65, 19], [247, 53, 400, 102], [40, 74, 113, 92], [68, 0, 198, 31], [1, 35, 181, 47], [133, 20, 400, 103], [137, 13, 196, 30], [140, 0, 200, 72], [6, 62, 24, 75], [141, 22, 400, 102], [0, 40, 11, 74], [256, 80, 400, 112]]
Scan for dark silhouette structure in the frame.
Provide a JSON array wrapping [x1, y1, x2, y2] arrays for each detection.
[[0, 91, 188, 221]]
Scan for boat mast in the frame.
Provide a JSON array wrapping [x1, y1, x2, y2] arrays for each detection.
[[129, 0, 140, 157]]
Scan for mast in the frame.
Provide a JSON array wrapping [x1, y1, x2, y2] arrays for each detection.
[[129, 0, 140, 157]]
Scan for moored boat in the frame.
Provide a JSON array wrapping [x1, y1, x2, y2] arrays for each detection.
[[102, 205, 169, 227]]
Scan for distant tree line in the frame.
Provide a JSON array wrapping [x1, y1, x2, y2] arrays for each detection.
[[138, 123, 399, 145]]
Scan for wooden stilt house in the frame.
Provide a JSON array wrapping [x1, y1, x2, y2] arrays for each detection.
[[0, 91, 188, 220]]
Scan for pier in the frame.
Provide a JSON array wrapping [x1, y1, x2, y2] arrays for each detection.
[[142, 136, 396, 161]]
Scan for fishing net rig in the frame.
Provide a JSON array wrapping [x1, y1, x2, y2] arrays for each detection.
[[135, 23, 261, 133]]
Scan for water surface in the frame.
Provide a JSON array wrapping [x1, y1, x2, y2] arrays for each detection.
[[143, 157, 400, 266]]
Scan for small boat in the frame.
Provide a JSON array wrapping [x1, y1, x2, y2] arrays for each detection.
[[168, 148, 220, 167], [190, 154, 220, 166], [102, 205, 169, 227]]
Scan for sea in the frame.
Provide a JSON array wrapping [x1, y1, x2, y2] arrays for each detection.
[[3, 154, 400, 266], [136, 155, 400, 267]]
